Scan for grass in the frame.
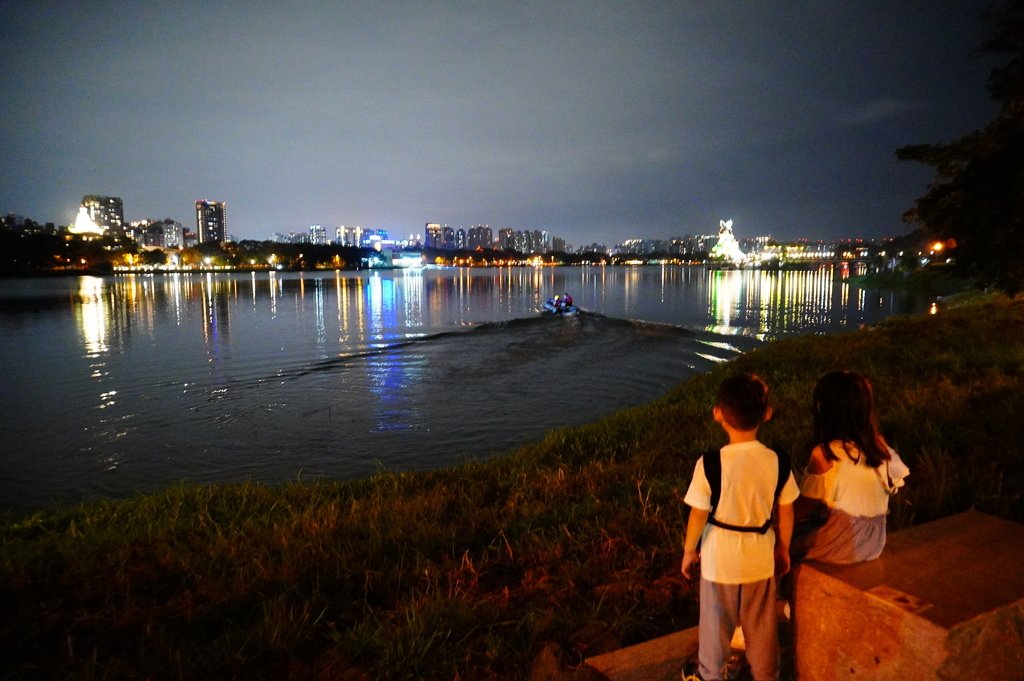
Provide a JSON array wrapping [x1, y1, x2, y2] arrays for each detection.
[[3, 298, 1024, 680], [846, 264, 977, 295]]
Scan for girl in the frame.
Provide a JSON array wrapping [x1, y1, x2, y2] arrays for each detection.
[[792, 370, 910, 563]]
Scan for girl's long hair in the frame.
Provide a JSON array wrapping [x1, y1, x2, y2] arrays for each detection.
[[813, 371, 891, 467]]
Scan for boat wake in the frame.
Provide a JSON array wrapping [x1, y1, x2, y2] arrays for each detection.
[[283, 311, 750, 382]]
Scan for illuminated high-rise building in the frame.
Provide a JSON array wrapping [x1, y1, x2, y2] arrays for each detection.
[[498, 228, 514, 250], [467, 224, 492, 249], [81, 195, 124, 238], [337, 225, 364, 247], [195, 200, 226, 244], [309, 224, 327, 245], [425, 222, 443, 248], [161, 219, 184, 248]]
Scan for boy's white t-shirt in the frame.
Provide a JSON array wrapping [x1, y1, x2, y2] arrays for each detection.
[[684, 441, 800, 584]]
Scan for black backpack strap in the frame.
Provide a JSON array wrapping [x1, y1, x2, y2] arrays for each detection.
[[709, 516, 773, 534], [704, 449, 722, 515], [775, 450, 791, 498], [706, 448, 789, 535]]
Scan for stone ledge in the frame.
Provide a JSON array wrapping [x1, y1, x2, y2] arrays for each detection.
[[794, 510, 1024, 680]]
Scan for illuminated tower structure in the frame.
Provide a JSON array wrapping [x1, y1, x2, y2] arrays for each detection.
[[81, 195, 125, 238], [195, 200, 226, 244], [710, 219, 747, 266], [70, 206, 104, 236]]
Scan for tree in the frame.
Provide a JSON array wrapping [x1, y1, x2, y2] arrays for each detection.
[[141, 249, 168, 267], [897, 0, 1024, 295]]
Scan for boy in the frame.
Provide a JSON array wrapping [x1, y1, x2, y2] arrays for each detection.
[[681, 373, 799, 681]]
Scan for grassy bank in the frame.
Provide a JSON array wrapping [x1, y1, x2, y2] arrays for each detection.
[[847, 264, 976, 295], [3, 299, 1024, 680]]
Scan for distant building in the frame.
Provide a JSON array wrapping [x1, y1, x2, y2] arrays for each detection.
[[336, 225, 363, 247], [362, 228, 389, 250], [125, 219, 151, 243], [81, 195, 125, 238], [495, 228, 512, 250], [617, 238, 648, 255], [739, 235, 771, 255], [467, 224, 492, 249], [2, 216, 56, 234], [669, 237, 696, 255], [195, 200, 226, 244], [525, 229, 548, 253], [420, 223, 553, 253], [143, 223, 166, 248], [271, 231, 309, 244], [161, 219, 184, 248], [671, 234, 717, 254], [309, 224, 327, 245], [425, 223, 443, 248], [124, 218, 182, 248]]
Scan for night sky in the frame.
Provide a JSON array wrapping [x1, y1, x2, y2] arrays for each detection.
[[0, 1, 1003, 246]]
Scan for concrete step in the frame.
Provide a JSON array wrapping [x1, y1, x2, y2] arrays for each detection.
[[582, 626, 697, 681]]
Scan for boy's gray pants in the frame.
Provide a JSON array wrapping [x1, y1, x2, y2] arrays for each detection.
[[699, 577, 779, 681]]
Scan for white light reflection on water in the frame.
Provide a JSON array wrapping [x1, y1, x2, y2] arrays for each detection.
[[75, 276, 108, 356], [0, 266, 930, 513]]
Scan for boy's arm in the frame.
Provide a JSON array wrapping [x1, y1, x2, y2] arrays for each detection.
[[774, 502, 794, 576], [681, 507, 709, 579]]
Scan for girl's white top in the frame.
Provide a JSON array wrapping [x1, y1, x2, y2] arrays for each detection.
[[801, 440, 909, 518]]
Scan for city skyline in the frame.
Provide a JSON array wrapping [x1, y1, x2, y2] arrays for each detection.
[[6, 192, 893, 253], [1, 2, 1002, 246]]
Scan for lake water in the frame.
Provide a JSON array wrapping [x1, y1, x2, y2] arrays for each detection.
[[0, 265, 930, 513]]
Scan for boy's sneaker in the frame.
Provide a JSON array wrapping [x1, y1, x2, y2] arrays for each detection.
[[722, 652, 752, 680], [681, 652, 757, 681]]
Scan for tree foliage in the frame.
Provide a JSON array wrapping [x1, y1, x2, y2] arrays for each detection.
[[897, 0, 1024, 294]]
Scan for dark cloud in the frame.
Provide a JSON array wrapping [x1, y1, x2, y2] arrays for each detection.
[[0, 1, 1001, 246]]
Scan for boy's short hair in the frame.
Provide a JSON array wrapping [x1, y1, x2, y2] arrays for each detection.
[[716, 373, 771, 430]]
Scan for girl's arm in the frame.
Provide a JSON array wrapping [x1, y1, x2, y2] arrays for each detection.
[[807, 445, 833, 474], [799, 445, 837, 505]]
